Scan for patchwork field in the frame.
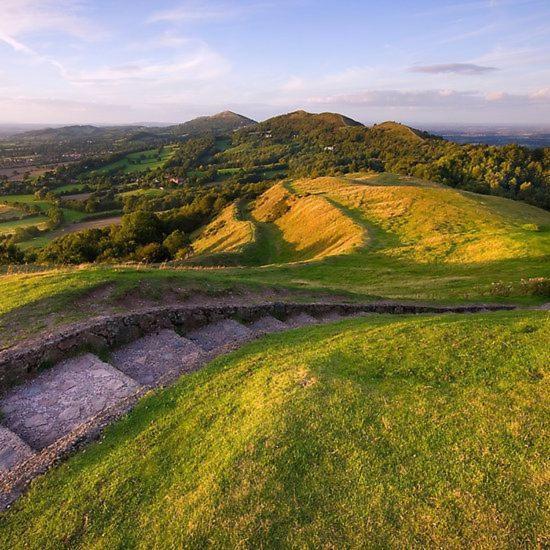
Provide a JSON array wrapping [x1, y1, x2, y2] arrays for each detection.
[[0, 192, 115, 247], [1, 310, 547, 547], [87, 146, 176, 176]]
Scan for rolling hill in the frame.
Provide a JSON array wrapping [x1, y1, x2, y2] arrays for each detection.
[[169, 111, 257, 137], [188, 172, 549, 267]]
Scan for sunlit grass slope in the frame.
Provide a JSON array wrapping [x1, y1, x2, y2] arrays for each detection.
[[294, 173, 550, 263], [247, 182, 365, 263], [191, 202, 256, 259], [1, 310, 547, 548], [190, 182, 365, 265]]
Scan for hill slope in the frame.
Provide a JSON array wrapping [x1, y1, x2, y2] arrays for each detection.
[[1, 310, 547, 547], [189, 173, 549, 266], [189, 182, 365, 265], [169, 111, 257, 137], [191, 202, 256, 262], [293, 173, 550, 263]]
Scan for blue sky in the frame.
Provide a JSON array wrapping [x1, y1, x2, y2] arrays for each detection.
[[0, 0, 549, 124]]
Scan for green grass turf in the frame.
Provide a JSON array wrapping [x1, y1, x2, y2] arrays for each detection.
[[52, 183, 87, 194], [0, 310, 547, 547], [87, 146, 176, 176], [0, 215, 48, 234]]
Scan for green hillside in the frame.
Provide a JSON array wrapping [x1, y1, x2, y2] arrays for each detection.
[[190, 173, 549, 266], [1, 310, 547, 547]]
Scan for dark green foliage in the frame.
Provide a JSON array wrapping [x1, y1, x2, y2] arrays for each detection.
[[0, 241, 25, 264], [117, 211, 163, 246], [163, 230, 189, 256], [135, 243, 170, 263], [46, 206, 64, 229]]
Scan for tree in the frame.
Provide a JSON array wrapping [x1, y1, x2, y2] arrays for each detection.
[[117, 211, 163, 246], [135, 243, 169, 263], [0, 242, 25, 264], [46, 206, 64, 229], [163, 230, 189, 256]]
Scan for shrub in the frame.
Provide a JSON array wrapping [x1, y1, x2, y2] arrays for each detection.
[[0, 242, 25, 264], [163, 230, 189, 256], [521, 223, 541, 232], [520, 277, 550, 297], [490, 281, 513, 297], [135, 243, 169, 263]]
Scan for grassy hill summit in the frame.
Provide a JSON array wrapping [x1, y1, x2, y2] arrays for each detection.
[[169, 111, 257, 136], [372, 121, 432, 141]]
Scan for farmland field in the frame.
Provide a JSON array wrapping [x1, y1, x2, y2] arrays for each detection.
[[87, 146, 176, 176]]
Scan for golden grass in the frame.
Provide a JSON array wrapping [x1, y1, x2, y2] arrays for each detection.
[[293, 174, 550, 264], [192, 202, 256, 256], [251, 183, 365, 261]]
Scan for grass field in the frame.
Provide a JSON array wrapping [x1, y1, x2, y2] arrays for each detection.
[[0, 310, 547, 547], [88, 146, 176, 176], [0, 204, 25, 221], [0, 192, 107, 246], [0, 215, 48, 235], [118, 188, 167, 199], [52, 183, 87, 194]]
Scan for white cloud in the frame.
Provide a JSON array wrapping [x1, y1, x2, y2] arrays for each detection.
[[530, 87, 550, 100], [307, 88, 550, 109], [69, 47, 229, 85], [149, 1, 272, 23], [0, 0, 95, 51]]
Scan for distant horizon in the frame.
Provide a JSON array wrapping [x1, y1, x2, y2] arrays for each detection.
[[1, 112, 550, 132]]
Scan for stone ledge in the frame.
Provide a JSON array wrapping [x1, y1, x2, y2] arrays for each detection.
[[0, 301, 516, 395]]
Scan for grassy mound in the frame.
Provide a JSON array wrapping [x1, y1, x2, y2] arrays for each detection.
[[1, 310, 547, 547], [294, 174, 550, 263], [191, 202, 256, 261]]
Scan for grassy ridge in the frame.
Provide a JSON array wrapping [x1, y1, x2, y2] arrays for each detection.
[[293, 174, 550, 263], [192, 202, 256, 258], [1, 173, 548, 333], [1, 310, 547, 547], [250, 182, 365, 262]]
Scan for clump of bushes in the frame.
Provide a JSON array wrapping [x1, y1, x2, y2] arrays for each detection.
[[490, 277, 550, 298], [521, 223, 541, 232], [520, 277, 550, 297]]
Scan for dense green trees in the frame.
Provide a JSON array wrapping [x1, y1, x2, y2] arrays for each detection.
[[34, 180, 270, 265], [229, 112, 550, 209]]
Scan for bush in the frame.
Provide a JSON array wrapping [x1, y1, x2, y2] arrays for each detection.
[[521, 223, 541, 232], [490, 281, 513, 297], [0, 242, 25, 264], [490, 278, 550, 298], [135, 243, 169, 263], [163, 230, 189, 256], [520, 277, 550, 297]]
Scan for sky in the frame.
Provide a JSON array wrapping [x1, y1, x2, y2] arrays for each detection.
[[0, 0, 549, 125]]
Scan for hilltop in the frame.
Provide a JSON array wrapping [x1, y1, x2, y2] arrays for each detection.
[[168, 111, 257, 137], [1, 309, 547, 547], [372, 121, 433, 141]]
